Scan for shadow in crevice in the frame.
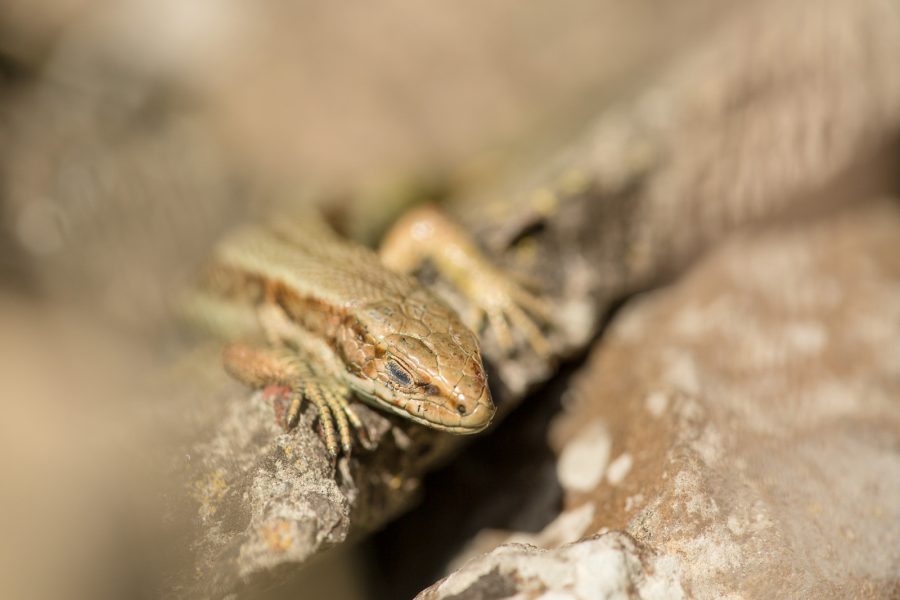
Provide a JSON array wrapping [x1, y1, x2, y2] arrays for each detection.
[[362, 288, 635, 598], [363, 356, 586, 599]]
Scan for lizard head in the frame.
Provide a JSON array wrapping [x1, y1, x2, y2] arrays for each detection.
[[342, 295, 495, 434]]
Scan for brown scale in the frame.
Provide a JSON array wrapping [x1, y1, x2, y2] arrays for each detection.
[[268, 280, 384, 379]]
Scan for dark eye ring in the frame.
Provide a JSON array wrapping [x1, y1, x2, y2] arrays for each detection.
[[387, 360, 413, 387]]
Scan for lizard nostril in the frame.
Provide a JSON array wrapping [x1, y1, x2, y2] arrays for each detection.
[[457, 405, 467, 415]]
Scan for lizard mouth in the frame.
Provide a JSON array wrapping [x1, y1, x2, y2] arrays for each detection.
[[346, 375, 495, 434], [394, 400, 494, 434], [385, 399, 494, 434]]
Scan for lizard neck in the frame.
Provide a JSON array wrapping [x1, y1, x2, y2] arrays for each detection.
[[273, 282, 381, 380]]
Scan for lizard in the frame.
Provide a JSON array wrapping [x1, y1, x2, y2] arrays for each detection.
[[186, 204, 551, 457]]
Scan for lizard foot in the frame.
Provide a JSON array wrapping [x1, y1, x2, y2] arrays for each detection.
[[286, 376, 367, 458], [380, 204, 554, 357], [224, 342, 367, 457], [459, 267, 553, 358]]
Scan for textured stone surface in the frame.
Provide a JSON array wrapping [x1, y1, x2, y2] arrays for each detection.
[[420, 200, 900, 599], [410, 0, 900, 597], [419, 533, 686, 600]]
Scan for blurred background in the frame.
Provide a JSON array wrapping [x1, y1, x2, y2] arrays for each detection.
[[0, 0, 732, 339], [2, 1, 899, 598]]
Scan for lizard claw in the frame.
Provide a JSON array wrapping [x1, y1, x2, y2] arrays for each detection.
[[463, 266, 554, 358], [223, 342, 369, 457], [291, 377, 368, 457], [380, 204, 554, 359]]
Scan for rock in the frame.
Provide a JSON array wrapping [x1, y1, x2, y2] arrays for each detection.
[[419, 533, 686, 600], [423, 200, 900, 599]]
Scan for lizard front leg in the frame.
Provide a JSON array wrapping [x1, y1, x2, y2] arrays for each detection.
[[222, 343, 363, 457], [379, 204, 553, 357]]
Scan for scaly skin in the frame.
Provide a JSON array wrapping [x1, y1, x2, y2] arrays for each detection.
[[195, 211, 500, 455], [380, 205, 553, 357]]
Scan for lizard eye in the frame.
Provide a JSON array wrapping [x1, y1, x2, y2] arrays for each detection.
[[386, 360, 413, 387]]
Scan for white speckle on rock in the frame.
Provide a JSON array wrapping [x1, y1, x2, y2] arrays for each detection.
[[624, 494, 644, 512], [645, 391, 669, 417], [424, 532, 686, 600], [641, 554, 687, 600], [572, 541, 634, 599], [557, 420, 612, 493], [606, 453, 633, 485], [559, 510, 595, 541]]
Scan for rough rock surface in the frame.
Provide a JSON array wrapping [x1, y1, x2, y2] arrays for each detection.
[[412, 0, 900, 597], [422, 200, 900, 599], [419, 533, 686, 600]]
